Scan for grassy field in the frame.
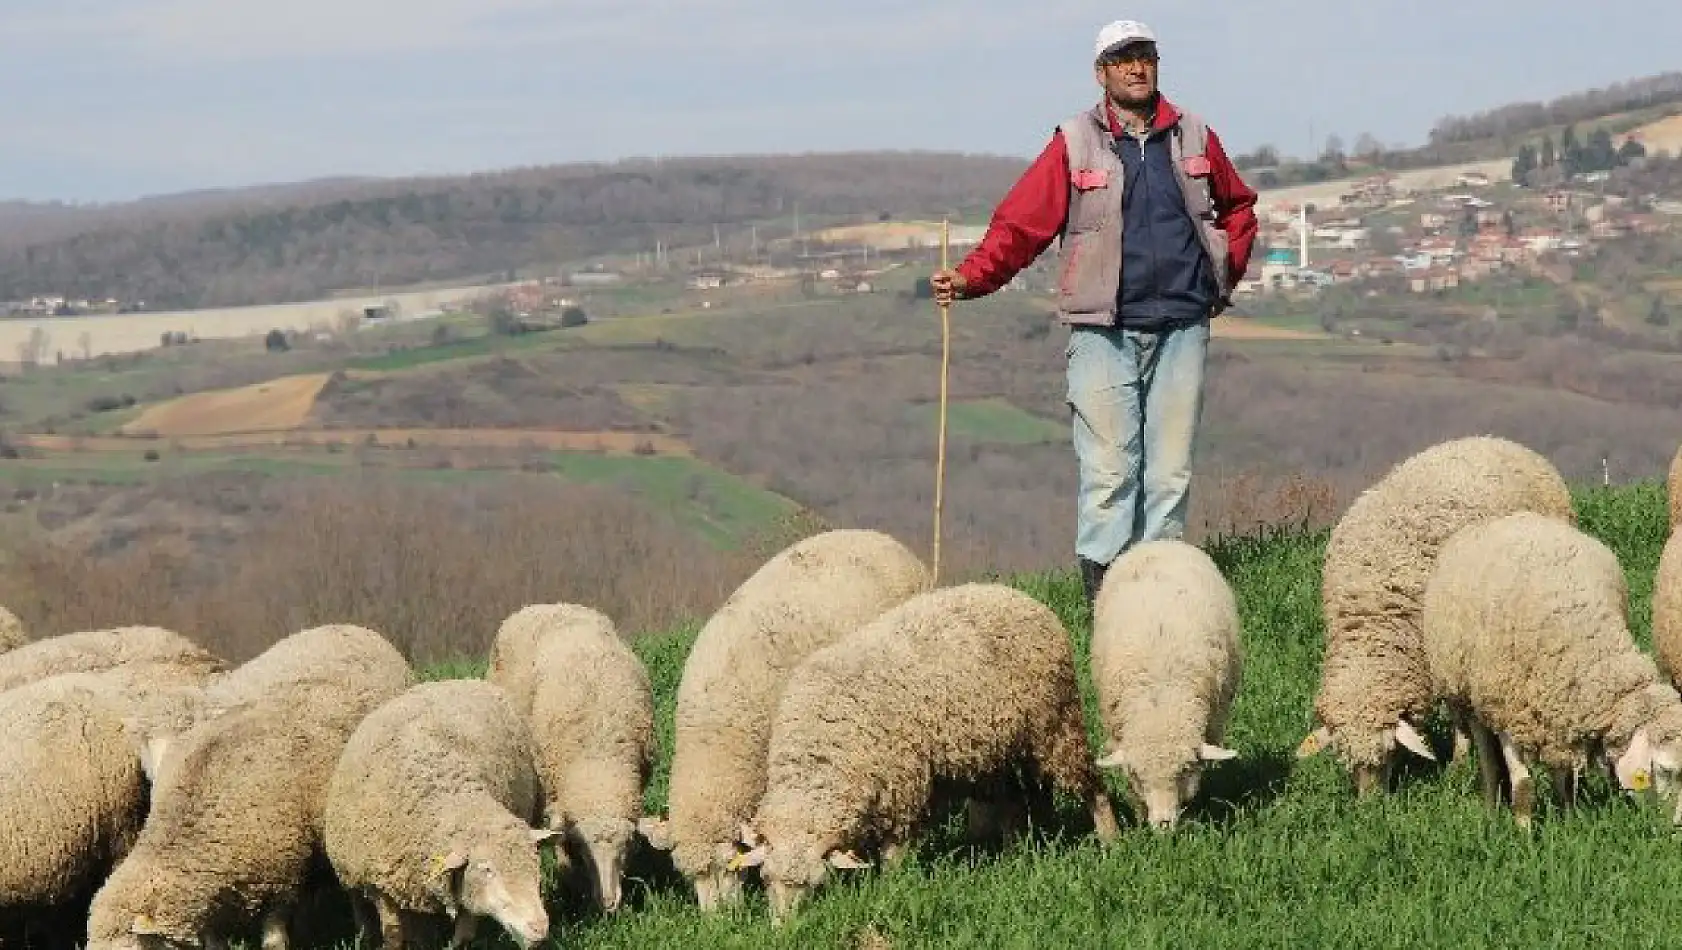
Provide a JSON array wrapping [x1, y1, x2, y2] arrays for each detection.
[[543, 451, 797, 546], [274, 479, 1682, 949], [902, 398, 1065, 446]]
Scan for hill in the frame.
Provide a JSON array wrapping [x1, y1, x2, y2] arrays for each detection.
[[6, 71, 1682, 312]]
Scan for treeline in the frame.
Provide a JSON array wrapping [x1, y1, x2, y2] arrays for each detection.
[[1429, 71, 1682, 145], [0, 152, 1028, 309]]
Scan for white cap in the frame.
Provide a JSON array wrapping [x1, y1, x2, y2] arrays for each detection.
[[1094, 19, 1157, 59]]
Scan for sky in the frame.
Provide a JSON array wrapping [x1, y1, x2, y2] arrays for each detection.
[[1, 0, 1679, 204]]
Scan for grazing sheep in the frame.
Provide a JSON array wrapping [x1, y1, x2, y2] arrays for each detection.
[[1297, 435, 1576, 794], [1654, 528, 1682, 691], [0, 604, 25, 654], [1090, 539, 1243, 828], [0, 625, 223, 694], [0, 662, 216, 944], [86, 700, 347, 950], [640, 528, 929, 911], [1669, 443, 1682, 530], [322, 679, 557, 950], [85, 625, 413, 950], [1422, 511, 1682, 827], [486, 603, 654, 914], [732, 582, 1121, 923]]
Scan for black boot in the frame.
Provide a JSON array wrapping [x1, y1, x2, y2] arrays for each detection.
[[1079, 557, 1108, 614]]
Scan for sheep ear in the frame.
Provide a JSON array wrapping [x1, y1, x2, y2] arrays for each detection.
[[1198, 743, 1239, 762], [130, 913, 166, 936], [1393, 720, 1437, 762], [1616, 729, 1654, 792], [726, 846, 766, 872], [530, 827, 560, 846], [125, 719, 175, 781], [636, 816, 673, 850], [825, 850, 871, 870], [737, 822, 763, 847], [1296, 726, 1332, 759], [1095, 747, 1126, 769]]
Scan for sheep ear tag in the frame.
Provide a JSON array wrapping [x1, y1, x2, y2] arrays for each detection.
[[1296, 727, 1330, 758]]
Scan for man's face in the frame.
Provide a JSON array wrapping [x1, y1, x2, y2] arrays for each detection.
[[1094, 42, 1158, 106]]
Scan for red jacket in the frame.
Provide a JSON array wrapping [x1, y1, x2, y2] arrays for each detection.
[[957, 95, 1259, 300]]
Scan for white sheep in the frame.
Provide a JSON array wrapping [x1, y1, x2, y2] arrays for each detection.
[[0, 662, 216, 945], [1297, 435, 1576, 794], [1090, 539, 1243, 828], [1422, 510, 1682, 827], [731, 582, 1121, 923], [0, 604, 25, 654], [486, 603, 654, 915], [638, 527, 929, 911], [1668, 443, 1681, 530], [0, 625, 224, 694], [322, 679, 557, 950], [1653, 527, 1682, 692], [85, 624, 413, 950]]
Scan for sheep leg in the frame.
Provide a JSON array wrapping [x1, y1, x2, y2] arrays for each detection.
[[1467, 715, 1505, 809], [259, 904, 291, 950], [448, 913, 479, 948], [373, 893, 407, 950], [1498, 733, 1535, 828]]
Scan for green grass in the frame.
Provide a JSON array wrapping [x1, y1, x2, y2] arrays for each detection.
[[302, 479, 1679, 949], [542, 451, 797, 547], [903, 398, 1065, 446]]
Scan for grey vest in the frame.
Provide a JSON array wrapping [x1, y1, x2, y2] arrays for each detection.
[[1054, 102, 1231, 327]]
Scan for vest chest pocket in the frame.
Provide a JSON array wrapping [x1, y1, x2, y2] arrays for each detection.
[[1066, 165, 1117, 234]]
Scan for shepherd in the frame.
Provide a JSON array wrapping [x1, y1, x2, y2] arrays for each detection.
[[930, 19, 1259, 610]]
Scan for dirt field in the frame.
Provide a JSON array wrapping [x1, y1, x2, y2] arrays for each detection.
[[0, 281, 513, 363], [1253, 158, 1513, 219], [119, 373, 335, 437], [14, 429, 693, 455], [1624, 112, 1682, 156], [1211, 317, 1328, 341]]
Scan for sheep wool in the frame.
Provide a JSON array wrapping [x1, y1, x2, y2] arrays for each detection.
[[648, 528, 928, 911], [86, 699, 348, 950], [486, 603, 654, 914], [1655, 528, 1682, 691], [1422, 511, 1682, 826], [1090, 539, 1243, 829], [86, 626, 413, 950], [0, 604, 25, 654], [1298, 435, 1575, 794], [322, 679, 556, 950], [733, 582, 1120, 923], [1669, 443, 1682, 530], [0, 662, 216, 942], [0, 625, 224, 694]]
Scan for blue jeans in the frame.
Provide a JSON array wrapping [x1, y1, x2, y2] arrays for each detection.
[[1064, 319, 1210, 566]]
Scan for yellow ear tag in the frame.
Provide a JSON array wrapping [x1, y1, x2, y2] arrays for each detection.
[[428, 854, 448, 876], [1631, 769, 1652, 792], [725, 853, 745, 872], [1296, 734, 1321, 756]]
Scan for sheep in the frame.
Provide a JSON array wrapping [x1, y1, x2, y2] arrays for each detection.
[[1669, 443, 1682, 530], [85, 699, 349, 950], [0, 624, 223, 694], [1296, 435, 1576, 795], [321, 679, 557, 950], [0, 604, 25, 654], [1421, 510, 1682, 827], [731, 582, 1121, 923], [485, 603, 654, 915], [0, 662, 217, 945], [85, 624, 413, 950], [639, 527, 929, 911], [1090, 539, 1243, 829], [1656, 528, 1682, 691]]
